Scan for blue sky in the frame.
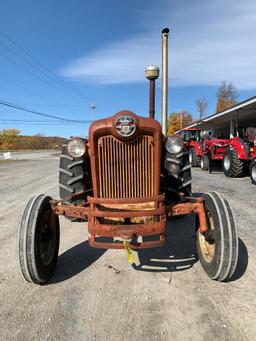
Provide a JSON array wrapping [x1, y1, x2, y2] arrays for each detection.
[[0, 0, 256, 137]]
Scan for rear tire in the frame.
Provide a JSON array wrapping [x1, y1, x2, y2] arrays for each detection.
[[223, 148, 244, 177], [250, 159, 256, 185], [196, 192, 238, 281], [18, 195, 60, 284], [201, 155, 209, 171], [163, 149, 192, 197], [189, 148, 200, 167], [59, 142, 91, 205]]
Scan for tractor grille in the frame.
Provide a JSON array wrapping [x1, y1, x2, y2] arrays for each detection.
[[97, 135, 154, 198]]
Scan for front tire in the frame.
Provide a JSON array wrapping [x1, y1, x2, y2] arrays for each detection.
[[223, 148, 244, 177], [201, 155, 209, 171], [18, 195, 60, 284], [196, 192, 238, 281], [250, 159, 256, 185], [189, 148, 200, 167]]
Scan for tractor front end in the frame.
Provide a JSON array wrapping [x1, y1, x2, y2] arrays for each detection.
[[18, 28, 239, 285]]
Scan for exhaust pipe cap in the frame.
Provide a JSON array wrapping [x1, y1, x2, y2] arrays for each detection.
[[162, 27, 170, 34]]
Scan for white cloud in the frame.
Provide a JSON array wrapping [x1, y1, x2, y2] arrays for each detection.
[[61, 0, 256, 89]]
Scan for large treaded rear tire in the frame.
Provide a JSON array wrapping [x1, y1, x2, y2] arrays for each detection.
[[18, 194, 60, 284], [222, 148, 244, 177], [163, 149, 192, 198], [59, 142, 91, 205], [189, 148, 201, 167], [196, 192, 238, 281]]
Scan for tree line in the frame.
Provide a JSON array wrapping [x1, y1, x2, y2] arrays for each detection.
[[0, 129, 65, 150], [167, 81, 238, 135]]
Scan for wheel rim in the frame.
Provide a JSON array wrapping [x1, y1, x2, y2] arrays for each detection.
[[224, 155, 230, 170], [189, 151, 192, 163], [39, 210, 57, 266], [252, 164, 256, 181], [198, 211, 216, 262]]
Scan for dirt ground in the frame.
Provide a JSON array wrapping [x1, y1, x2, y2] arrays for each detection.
[[0, 152, 255, 341]]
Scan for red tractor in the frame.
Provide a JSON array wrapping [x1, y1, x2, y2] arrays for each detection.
[[222, 127, 256, 183], [179, 128, 202, 167], [200, 130, 230, 172], [17, 29, 238, 284]]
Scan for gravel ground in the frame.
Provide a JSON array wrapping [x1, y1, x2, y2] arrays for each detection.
[[0, 153, 255, 341]]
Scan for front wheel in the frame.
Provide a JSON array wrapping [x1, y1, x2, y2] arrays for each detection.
[[18, 194, 60, 284], [196, 192, 238, 281], [250, 159, 256, 185], [222, 148, 244, 177], [201, 155, 209, 171], [189, 148, 200, 167]]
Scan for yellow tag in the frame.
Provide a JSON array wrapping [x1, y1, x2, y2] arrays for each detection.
[[123, 240, 134, 264]]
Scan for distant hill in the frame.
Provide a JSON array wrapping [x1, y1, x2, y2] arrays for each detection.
[[1, 134, 66, 150]]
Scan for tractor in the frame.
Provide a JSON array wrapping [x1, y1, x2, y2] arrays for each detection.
[[222, 127, 256, 184], [178, 128, 202, 167], [200, 130, 230, 172], [18, 28, 238, 284]]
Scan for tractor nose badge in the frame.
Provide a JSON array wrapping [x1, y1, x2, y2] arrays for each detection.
[[123, 240, 135, 264], [115, 114, 136, 137]]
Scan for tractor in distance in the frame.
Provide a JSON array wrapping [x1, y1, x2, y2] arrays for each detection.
[[222, 125, 256, 184], [18, 28, 238, 285], [178, 128, 203, 167], [200, 130, 230, 172]]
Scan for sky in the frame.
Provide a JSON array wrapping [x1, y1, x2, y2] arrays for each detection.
[[0, 0, 256, 137]]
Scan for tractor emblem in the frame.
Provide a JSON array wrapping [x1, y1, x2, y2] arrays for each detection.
[[115, 114, 136, 137]]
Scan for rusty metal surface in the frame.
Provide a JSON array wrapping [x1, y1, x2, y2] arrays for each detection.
[[88, 234, 166, 250], [88, 111, 162, 198], [97, 134, 154, 198], [149, 79, 156, 119], [51, 195, 208, 249]]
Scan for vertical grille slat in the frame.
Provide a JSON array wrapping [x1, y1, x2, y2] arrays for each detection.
[[97, 135, 154, 198]]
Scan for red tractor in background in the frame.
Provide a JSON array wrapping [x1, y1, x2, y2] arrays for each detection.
[[178, 128, 203, 167], [222, 127, 256, 184], [200, 130, 230, 172]]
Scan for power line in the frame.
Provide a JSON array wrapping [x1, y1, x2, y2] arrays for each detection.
[[0, 76, 87, 110], [0, 99, 92, 123], [0, 31, 95, 103]]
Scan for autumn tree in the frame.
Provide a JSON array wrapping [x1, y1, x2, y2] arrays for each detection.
[[216, 81, 238, 113], [167, 110, 193, 135], [0, 128, 20, 150], [196, 97, 208, 120]]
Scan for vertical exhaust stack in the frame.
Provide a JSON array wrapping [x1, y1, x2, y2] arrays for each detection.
[[145, 65, 160, 119], [161, 28, 169, 135]]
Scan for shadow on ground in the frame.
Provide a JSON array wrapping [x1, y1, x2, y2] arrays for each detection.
[[49, 208, 248, 283], [133, 215, 198, 273], [50, 240, 106, 284], [133, 214, 248, 282]]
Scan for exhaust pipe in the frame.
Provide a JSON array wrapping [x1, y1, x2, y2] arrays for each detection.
[[161, 28, 169, 135]]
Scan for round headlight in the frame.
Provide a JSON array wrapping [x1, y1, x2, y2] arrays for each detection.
[[67, 138, 86, 158], [165, 136, 184, 154]]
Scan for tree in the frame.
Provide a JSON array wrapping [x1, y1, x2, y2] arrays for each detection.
[[167, 110, 193, 135], [0, 128, 20, 149], [216, 81, 238, 113], [196, 97, 208, 120]]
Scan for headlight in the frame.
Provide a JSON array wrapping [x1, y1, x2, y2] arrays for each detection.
[[165, 136, 184, 154], [67, 138, 86, 158]]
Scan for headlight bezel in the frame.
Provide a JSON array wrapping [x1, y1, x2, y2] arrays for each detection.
[[165, 135, 184, 154], [67, 138, 86, 158]]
